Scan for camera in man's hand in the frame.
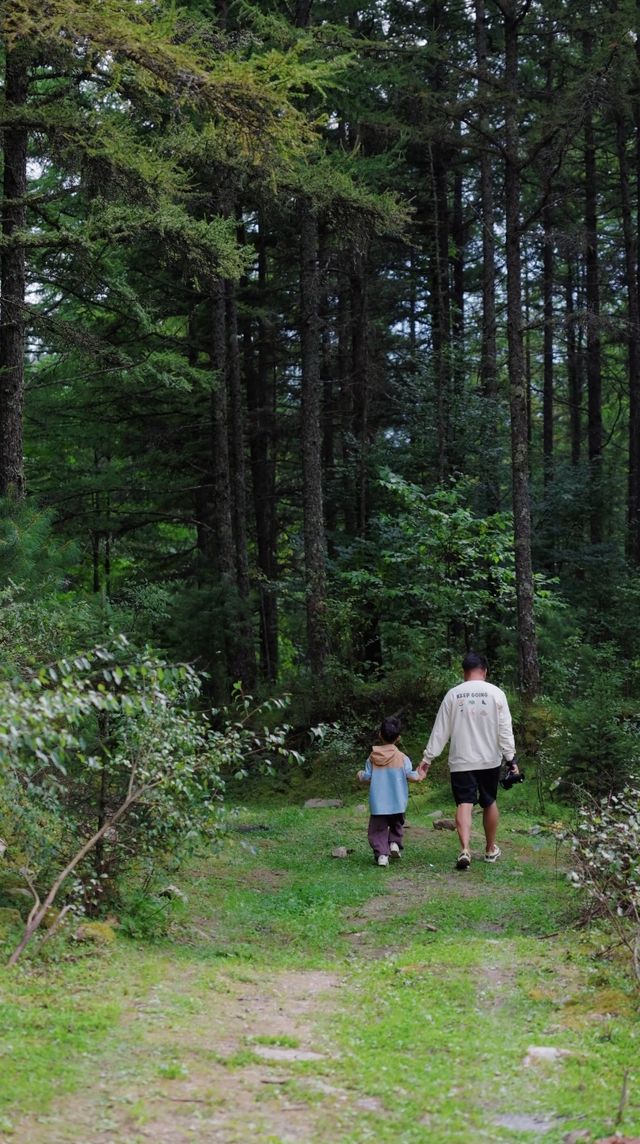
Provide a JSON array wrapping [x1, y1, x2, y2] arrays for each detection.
[[500, 757, 525, 790]]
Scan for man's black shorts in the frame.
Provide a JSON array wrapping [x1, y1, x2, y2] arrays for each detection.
[[451, 766, 501, 808]]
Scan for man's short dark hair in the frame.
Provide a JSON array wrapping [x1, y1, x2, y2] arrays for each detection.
[[380, 715, 402, 743], [462, 650, 488, 673]]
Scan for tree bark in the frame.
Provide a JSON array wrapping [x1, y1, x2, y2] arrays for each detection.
[[350, 248, 369, 536], [245, 221, 278, 682], [428, 140, 451, 481], [0, 46, 28, 497], [450, 132, 465, 463], [320, 227, 337, 545], [226, 277, 256, 687], [337, 259, 357, 536], [209, 278, 255, 689], [565, 258, 582, 465], [210, 280, 236, 585], [299, 201, 328, 674], [618, 114, 640, 562], [584, 73, 604, 546], [451, 151, 465, 350], [635, 0, 640, 558], [475, 0, 500, 511], [542, 201, 554, 485], [503, 2, 540, 697]]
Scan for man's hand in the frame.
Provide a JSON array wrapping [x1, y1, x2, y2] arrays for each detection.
[[418, 760, 431, 778]]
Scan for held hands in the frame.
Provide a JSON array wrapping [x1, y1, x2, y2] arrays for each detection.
[[417, 759, 431, 780]]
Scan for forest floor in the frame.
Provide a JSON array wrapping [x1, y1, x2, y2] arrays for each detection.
[[1, 782, 639, 1144]]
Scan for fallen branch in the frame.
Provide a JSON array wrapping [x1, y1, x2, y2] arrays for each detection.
[[37, 903, 74, 948]]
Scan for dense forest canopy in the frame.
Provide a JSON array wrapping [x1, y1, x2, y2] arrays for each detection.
[[2, 0, 640, 737], [4, 0, 640, 969]]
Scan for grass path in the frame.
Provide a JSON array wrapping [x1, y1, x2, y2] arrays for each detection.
[[1, 791, 639, 1143]]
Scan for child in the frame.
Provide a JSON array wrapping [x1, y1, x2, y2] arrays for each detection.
[[357, 716, 425, 867]]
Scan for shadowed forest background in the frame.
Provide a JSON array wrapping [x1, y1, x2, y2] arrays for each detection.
[[2, 0, 640, 965]]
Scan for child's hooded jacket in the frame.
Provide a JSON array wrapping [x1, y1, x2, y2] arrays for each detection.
[[361, 744, 420, 815]]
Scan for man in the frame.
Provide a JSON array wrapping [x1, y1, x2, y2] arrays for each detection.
[[419, 651, 518, 870]]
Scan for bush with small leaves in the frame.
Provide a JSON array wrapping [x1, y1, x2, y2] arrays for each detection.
[[0, 639, 304, 963], [569, 783, 640, 980]]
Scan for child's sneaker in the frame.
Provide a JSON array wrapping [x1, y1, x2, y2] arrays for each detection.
[[377, 854, 389, 867], [484, 845, 501, 863], [456, 848, 471, 870], [389, 843, 401, 861]]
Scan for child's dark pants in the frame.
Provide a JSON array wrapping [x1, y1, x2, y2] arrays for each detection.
[[367, 813, 405, 858]]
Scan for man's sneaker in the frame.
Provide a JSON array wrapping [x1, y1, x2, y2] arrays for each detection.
[[377, 854, 389, 867], [456, 848, 471, 870], [484, 845, 501, 863], [389, 843, 401, 861]]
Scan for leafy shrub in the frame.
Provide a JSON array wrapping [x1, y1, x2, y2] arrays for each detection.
[[570, 783, 640, 980], [540, 691, 640, 799], [533, 641, 640, 798], [117, 890, 185, 941], [0, 640, 302, 963]]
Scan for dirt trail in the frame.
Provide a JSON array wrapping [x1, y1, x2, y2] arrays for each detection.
[[4, 871, 513, 1144], [1, 822, 591, 1144], [6, 966, 344, 1144]]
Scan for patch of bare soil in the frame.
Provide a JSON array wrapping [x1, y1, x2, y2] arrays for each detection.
[[477, 956, 518, 1012], [234, 866, 290, 891], [197, 866, 291, 892], [3, 968, 344, 1144]]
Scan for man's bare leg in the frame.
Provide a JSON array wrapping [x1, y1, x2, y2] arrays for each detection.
[[483, 800, 499, 853], [455, 803, 473, 851]]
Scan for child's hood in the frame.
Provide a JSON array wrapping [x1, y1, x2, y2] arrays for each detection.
[[370, 744, 404, 768]]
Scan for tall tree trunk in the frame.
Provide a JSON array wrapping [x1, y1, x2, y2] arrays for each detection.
[[541, 21, 555, 488], [190, 304, 216, 569], [226, 281, 250, 597], [635, 3, 640, 558], [584, 77, 604, 545], [566, 259, 582, 465], [408, 246, 418, 364], [299, 201, 328, 674], [618, 114, 640, 562], [210, 281, 236, 585], [524, 249, 532, 461], [0, 46, 28, 497], [451, 140, 465, 463], [451, 154, 465, 349], [475, 0, 500, 514], [226, 277, 256, 687], [428, 141, 451, 480], [320, 227, 336, 546], [503, 1, 540, 697], [245, 222, 278, 682], [337, 257, 357, 536], [210, 278, 251, 690], [350, 248, 369, 536], [542, 201, 554, 486]]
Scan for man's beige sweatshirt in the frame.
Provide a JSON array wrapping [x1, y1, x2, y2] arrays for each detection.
[[422, 679, 516, 772]]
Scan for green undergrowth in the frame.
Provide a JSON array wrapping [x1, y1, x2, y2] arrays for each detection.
[[178, 788, 573, 964], [0, 946, 165, 1126], [0, 783, 637, 1142], [329, 932, 639, 1142]]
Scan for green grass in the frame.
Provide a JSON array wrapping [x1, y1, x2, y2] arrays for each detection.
[[0, 946, 164, 1123], [0, 778, 637, 1142]]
